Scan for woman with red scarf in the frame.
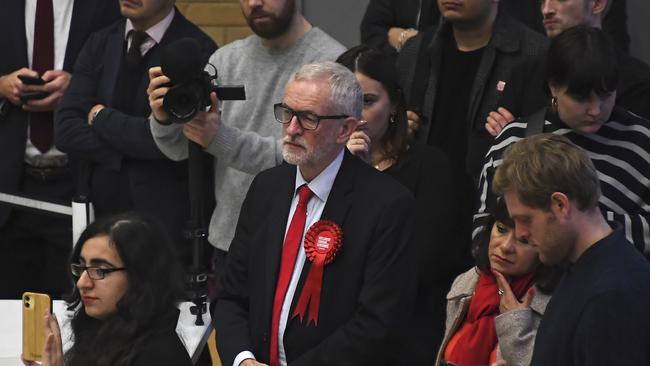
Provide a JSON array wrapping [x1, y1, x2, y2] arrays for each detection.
[[436, 198, 561, 366]]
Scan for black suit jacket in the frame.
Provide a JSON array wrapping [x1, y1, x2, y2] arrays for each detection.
[[0, 0, 121, 227], [54, 10, 216, 245], [214, 150, 417, 366]]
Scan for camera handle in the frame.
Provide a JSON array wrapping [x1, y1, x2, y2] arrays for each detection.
[[185, 141, 209, 326]]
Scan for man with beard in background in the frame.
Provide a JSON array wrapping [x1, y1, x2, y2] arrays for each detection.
[[148, 0, 346, 283]]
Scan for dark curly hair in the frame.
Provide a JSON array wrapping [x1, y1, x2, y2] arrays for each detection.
[[64, 212, 185, 366], [336, 45, 409, 161]]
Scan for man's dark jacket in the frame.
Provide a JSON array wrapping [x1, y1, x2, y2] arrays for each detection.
[[0, 0, 120, 227], [54, 10, 216, 244], [214, 150, 417, 365], [396, 13, 548, 181]]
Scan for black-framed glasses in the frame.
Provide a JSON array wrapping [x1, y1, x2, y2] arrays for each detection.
[[70, 263, 126, 280], [273, 103, 348, 130]]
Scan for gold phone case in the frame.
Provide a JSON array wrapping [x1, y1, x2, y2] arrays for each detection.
[[22, 292, 52, 362]]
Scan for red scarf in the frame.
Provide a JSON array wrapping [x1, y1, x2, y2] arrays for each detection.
[[444, 270, 536, 366]]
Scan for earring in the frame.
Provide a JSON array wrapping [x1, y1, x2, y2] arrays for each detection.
[[551, 96, 558, 112], [389, 114, 396, 124]]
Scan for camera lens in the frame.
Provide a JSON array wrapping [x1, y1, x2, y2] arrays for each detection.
[[25, 295, 30, 301], [163, 82, 204, 123]]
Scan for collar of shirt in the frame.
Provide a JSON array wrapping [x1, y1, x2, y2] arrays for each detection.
[[124, 7, 175, 55], [293, 148, 345, 203]]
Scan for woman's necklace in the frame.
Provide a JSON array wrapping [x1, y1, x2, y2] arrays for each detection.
[[373, 156, 395, 171]]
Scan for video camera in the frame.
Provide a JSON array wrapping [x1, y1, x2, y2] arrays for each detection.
[[161, 38, 245, 123]]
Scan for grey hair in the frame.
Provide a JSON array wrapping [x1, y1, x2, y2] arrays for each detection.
[[289, 61, 362, 119]]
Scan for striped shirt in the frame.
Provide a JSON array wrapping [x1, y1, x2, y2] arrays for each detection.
[[474, 106, 650, 255]]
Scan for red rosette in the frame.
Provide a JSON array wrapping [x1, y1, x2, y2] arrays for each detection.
[[292, 220, 343, 326]]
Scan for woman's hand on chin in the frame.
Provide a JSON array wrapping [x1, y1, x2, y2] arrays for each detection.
[[494, 270, 535, 314], [347, 130, 371, 163]]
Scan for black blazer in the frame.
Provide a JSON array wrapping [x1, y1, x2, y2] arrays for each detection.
[[214, 150, 417, 365], [54, 10, 216, 245], [0, 0, 121, 227]]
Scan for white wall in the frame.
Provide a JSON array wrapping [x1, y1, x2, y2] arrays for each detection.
[[302, 0, 369, 48]]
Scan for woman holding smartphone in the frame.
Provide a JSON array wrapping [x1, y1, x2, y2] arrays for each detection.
[[23, 213, 191, 366]]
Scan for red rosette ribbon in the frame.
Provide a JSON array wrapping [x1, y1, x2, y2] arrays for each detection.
[[292, 220, 343, 326]]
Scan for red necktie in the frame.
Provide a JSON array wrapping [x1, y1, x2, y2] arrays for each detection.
[[269, 185, 314, 366], [30, 0, 54, 153]]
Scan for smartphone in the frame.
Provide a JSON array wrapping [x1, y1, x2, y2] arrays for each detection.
[[18, 75, 46, 85], [22, 292, 52, 362], [20, 91, 50, 103]]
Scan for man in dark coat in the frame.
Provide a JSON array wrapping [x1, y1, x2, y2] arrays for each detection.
[[493, 134, 650, 366], [55, 0, 216, 265], [206, 61, 416, 366], [396, 0, 549, 288], [0, 0, 121, 299]]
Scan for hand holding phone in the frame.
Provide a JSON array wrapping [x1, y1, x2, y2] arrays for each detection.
[[20, 91, 51, 103], [18, 75, 46, 86], [18, 74, 49, 103], [22, 292, 52, 362]]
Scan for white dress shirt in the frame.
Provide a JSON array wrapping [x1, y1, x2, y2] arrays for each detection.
[[234, 149, 345, 366]]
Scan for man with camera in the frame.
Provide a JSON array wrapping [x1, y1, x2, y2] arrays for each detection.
[[0, 0, 120, 299], [54, 1, 216, 260], [148, 0, 345, 279]]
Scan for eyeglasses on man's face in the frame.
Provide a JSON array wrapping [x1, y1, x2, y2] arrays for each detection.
[[70, 263, 126, 280], [273, 103, 348, 130]]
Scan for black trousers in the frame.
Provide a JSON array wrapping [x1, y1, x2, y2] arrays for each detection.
[[0, 169, 73, 299]]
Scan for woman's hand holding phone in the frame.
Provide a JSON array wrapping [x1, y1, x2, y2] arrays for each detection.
[[22, 314, 64, 366], [41, 314, 64, 366]]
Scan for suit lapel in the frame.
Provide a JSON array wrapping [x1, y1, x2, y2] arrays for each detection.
[[263, 163, 298, 321], [64, 0, 88, 70], [8, 0, 28, 69], [419, 29, 444, 145], [289, 151, 356, 315], [102, 21, 126, 106], [467, 14, 519, 127], [319, 151, 356, 231], [467, 44, 495, 127]]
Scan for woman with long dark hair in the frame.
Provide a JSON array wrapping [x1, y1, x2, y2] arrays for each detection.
[[337, 45, 459, 364], [24, 213, 191, 366]]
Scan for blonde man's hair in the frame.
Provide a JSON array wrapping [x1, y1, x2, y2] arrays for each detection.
[[493, 134, 601, 211]]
